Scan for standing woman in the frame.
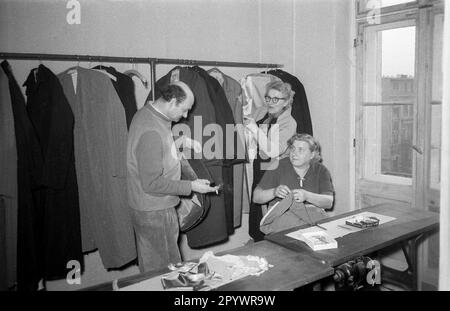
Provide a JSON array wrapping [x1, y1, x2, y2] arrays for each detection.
[[244, 81, 297, 242]]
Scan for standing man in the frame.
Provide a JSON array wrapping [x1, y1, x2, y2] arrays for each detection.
[[127, 81, 217, 273]]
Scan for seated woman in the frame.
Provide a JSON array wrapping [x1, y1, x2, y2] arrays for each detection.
[[252, 133, 334, 234]]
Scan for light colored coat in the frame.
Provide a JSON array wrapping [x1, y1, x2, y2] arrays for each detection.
[[58, 67, 136, 269]]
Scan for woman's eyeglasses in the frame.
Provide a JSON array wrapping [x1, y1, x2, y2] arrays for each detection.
[[264, 96, 287, 104]]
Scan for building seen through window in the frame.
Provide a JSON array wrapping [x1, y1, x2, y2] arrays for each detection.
[[381, 75, 414, 178]]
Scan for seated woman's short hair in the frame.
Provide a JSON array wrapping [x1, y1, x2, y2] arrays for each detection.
[[287, 133, 322, 162]]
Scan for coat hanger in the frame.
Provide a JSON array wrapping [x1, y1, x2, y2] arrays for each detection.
[[124, 61, 148, 88]]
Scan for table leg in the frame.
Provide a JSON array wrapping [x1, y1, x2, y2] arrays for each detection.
[[380, 233, 424, 290], [408, 233, 424, 290]]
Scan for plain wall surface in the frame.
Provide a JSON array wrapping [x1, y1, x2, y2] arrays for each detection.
[[0, 0, 354, 290]]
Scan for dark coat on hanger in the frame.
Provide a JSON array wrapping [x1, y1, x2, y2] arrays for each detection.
[[58, 67, 136, 269], [267, 69, 313, 135], [207, 68, 248, 228], [190, 66, 236, 235], [92, 66, 137, 129], [155, 67, 229, 248], [190, 66, 238, 162], [2, 61, 44, 291], [21, 64, 83, 286], [0, 64, 18, 290], [155, 66, 221, 164]]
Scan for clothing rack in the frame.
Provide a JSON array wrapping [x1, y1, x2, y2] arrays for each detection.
[[0, 52, 283, 100]]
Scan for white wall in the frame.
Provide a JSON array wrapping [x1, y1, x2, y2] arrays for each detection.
[[0, 0, 355, 290]]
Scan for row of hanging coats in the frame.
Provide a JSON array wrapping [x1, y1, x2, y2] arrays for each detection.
[[0, 57, 312, 291], [0, 60, 143, 291]]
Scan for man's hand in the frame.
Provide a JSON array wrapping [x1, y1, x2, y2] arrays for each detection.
[[292, 189, 307, 203], [273, 185, 291, 199], [191, 179, 219, 194]]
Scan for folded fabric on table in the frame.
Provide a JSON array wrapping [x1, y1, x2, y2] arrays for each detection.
[[199, 251, 271, 281], [160, 251, 272, 290], [161, 262, 210, 290]]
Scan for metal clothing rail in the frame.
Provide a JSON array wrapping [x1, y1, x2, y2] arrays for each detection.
[[0, 52, 282, 67], [0, 52, 283, 100]]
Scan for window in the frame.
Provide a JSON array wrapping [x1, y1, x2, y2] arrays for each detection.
[[362, 21, 415, 184]]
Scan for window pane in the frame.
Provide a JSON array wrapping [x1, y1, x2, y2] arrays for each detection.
[[381, 104, 413, 177], [363, 24, 415, 182], [382, 27, 415, 77]]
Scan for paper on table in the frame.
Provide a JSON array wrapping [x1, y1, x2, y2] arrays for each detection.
[[286, 226, 326, 242], [286, 211, 397, 241]]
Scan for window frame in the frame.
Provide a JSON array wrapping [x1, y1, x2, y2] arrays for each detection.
[[360, 17, 417, 185], [356, 0, 442, 20]]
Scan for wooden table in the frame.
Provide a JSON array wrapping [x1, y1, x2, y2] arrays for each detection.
[[213, 240, 333, 291], [83, 240, 333, 291], [265, 204, 439, 290]]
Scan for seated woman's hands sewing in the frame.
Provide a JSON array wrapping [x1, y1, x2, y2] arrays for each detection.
[[292, 188, 333, 209], [273, 185, 291, 199]]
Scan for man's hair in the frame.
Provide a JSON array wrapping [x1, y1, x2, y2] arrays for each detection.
[[160, 84, 187, 103], [287, 133, 322, 162]]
